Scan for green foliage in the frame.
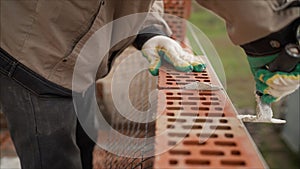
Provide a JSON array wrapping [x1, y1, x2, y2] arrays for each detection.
[[188, 6, 255, 108]]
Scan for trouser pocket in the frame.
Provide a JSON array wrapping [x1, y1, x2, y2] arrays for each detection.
[[0, 47, 72, 98], [0, 78, 82, 169]]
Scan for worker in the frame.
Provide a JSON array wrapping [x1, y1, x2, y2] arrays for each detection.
[[194, 0, 300, 104], [0, 1, 204, 169]]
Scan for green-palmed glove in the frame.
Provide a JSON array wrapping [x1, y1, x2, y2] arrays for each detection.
[[248, 54, 300, 104], [141, 36, 206, 76]]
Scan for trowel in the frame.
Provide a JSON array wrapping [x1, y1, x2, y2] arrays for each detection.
[[238, 92, 286, 123]]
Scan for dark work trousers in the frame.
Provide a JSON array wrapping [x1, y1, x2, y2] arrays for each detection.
[[0, 73, 97, 169]]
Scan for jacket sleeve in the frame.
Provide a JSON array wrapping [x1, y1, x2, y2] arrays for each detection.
[[133, 0, 172, 50], [196, 0, 300, 46]]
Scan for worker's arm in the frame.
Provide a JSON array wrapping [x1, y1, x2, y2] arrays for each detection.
[[245, 22, 300, 103], [133, 0, 206, 75], [196, 0, 300, 103]]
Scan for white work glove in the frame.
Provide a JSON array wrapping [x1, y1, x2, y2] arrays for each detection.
[[255, 64, 300, 103], [141, 36, 206, 75]]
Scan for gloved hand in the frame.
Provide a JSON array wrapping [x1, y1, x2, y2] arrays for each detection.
[[141, 36, 206, 76], [247, 54, 300, 104]]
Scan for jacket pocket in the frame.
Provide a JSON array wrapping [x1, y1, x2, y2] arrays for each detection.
[[267, 0, 300, 12], [53, 0, 102, 57]]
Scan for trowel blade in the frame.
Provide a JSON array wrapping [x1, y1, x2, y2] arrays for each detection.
[[237, 115, 286, 124]]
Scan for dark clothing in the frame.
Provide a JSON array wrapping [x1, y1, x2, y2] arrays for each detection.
[[0, 72, 96, 169]]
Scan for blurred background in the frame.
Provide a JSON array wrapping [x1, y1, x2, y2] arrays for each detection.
[[189, 1, 299, 169]]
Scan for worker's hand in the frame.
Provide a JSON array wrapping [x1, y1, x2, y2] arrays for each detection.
[[255, 64, 300, 104], [141, 36, 206, 76], [248, 55, 300, 104]]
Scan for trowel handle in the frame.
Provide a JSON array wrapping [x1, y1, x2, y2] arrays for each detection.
[[256, 91, 263, 97]]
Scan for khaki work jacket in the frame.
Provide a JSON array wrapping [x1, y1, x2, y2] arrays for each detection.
[[1, 0, 299, 90], [0, 0, 171, 90]]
